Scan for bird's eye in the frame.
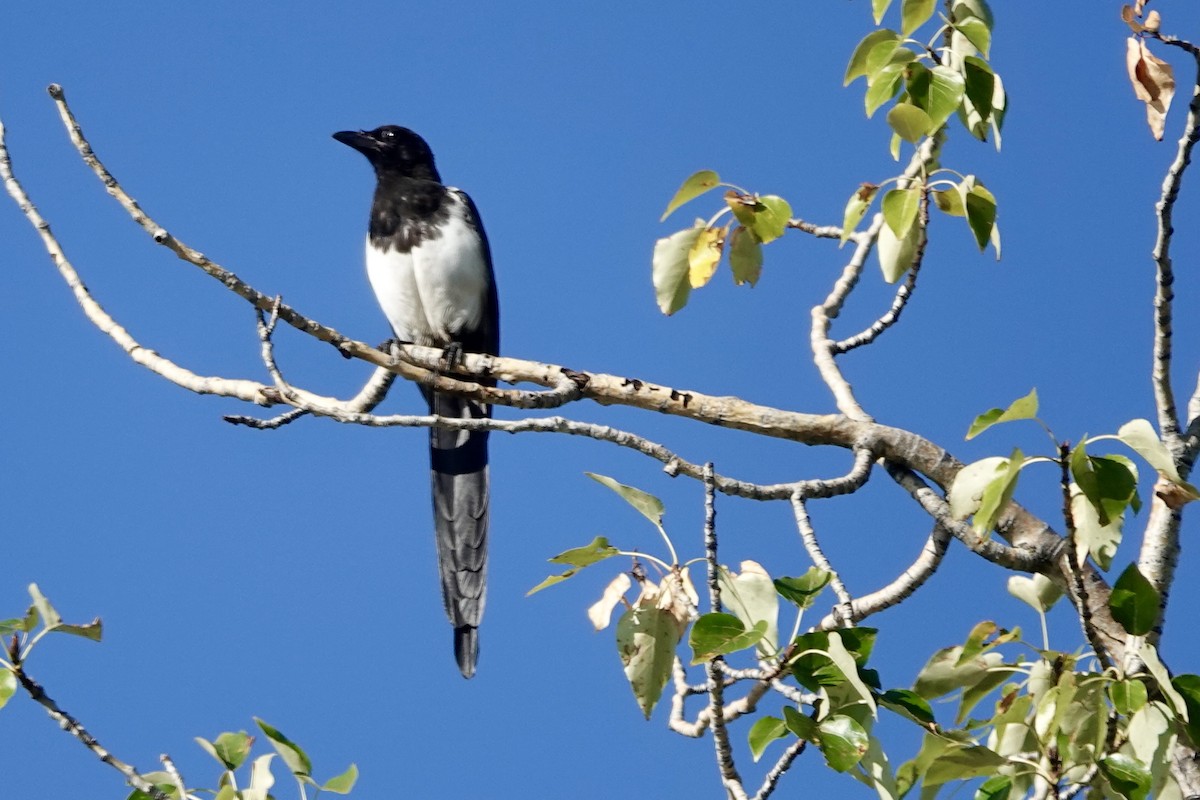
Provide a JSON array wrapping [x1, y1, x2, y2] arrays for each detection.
[[380, 129, 395, 140]]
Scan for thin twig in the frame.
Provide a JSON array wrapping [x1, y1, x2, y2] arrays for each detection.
[[790, 495, 853, 605], [10, 663, 171, 800]]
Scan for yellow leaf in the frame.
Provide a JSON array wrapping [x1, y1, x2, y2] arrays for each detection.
[[688, 226, 726, 288]]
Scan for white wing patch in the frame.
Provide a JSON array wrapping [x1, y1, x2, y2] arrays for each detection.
[[365, 191, 489, 346]]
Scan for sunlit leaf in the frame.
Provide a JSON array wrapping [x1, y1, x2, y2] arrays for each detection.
[[748, 716, 789, 762], [0, 669, 15, 711], [652, 225, 703, 314], [774, 567, 833, 609], [947, 457, 1006, 519], [1100, 753, 1152, 800], [876, 206, 921, 283], [27, 584, 61, 629], [588, 572, 632, 631], [321, 763, 359, 794], [900, 0, 936, 36], [914, 646, 1002, 699], [1117, 419, 1182, 482], [687, 225, 725, 288], [254, 718, 311, 776], [965, 388, 1038, 440], [661, 170, 720, 221], [841, 183, 879, 245], [846, 29, 901, 85], [196, 731, 253, 770], [1126, 37, 1175, 141], [719, 561, 779, 654], [882, 187, 921, 238], [973, 448, 1023, 535], [1007, 573, 1063, 614], [586, 473, 665, 527], [527, 536, 620, 595], [887, 103, 932, 143]]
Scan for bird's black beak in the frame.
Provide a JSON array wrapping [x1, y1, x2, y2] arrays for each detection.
[[333, 130, 378, 155]]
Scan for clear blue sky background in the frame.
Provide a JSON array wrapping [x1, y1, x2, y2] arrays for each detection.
[[4, 3, 1200, 798]]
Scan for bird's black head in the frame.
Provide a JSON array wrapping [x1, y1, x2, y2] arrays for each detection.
[[332, 125, 440, 181]]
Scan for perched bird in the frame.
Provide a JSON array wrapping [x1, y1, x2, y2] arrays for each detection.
[[333, 125, 499, 678]]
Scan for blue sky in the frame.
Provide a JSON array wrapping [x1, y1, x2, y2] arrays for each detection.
[[3, 3, 1200, 798]]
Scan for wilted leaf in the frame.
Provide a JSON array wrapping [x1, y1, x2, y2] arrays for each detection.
[[728, 226, 763, 286], [748, 716, 789, 762], [688, 226, 726, 288], [652, 225, 703, 314], [1109, 563, 1160, 636], [661, 170, 720, 221], [966, 388, 1038, 440], [588, 572, 632, 630], [1126, 37, 1175, 140], [616, 599, 685, 718], [53, 618, 103, 642], [841, 183, 879, 244]]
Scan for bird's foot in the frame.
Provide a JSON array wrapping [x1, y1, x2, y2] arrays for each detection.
[[440, 341, 465, 372]]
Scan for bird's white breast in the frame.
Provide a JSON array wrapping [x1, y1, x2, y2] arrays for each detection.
[[365, 191, 489, 346]]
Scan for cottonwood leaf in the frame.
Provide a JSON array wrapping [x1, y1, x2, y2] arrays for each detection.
[[661, 170, 720, 221], [1126, 37, 1175, 141], [652, 225, 703, 314]]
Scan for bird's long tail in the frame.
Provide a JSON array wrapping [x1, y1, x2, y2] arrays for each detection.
[[429, 389, 490, 678]]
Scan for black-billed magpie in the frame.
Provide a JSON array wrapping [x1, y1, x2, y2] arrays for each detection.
[[333, 125, 499, 678]]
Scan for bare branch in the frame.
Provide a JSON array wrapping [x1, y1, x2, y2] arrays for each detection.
[[752, 739, 806, 800], [10, 663, 171, 800], [790, 495, 853, 606]]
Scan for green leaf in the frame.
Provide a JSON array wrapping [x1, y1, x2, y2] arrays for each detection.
[[963, 182, 997, 251], [752, 195, 792, 244], [879, 688, 936, 727], [586, 473, 664, 526], [0, 668, 15, 711], [718, 562, 779, 655], [789, 628, 879, 693], [1138, 641, 1188, 719], [0, 615, 37, 637], [882, 187, 920, 239], [907, 65, 966, 130], [53, 618, 103, 642], [914, 646, 1000, 699], [947, 457, 1007, 520], [652, 224, 702, 315], [974, 775, 1011, 800], [321, 763, 359, 794], [841, 183, 879, 245], [873, 0, 893, 24], [616, 601, 683, 718], [1100, 753, 1152, 800], [965, 388, 1038, 440], [876, 204, 921, 283], [887, 103, 932, 143], [957, 620, 1018, 666], [28, 584, 61, 629], [1117, 418, 1185, 483], [826, 631, 879, 716], [1110, 678, 1150, 716], [774, 567, 833, 609], [748, 716, 789, 762], [900, 0, 936, 36], [688, 613, 767, 664], [955, 18, 992, 57], [1109, 563, 1160, 636], [818, 715, 870, 772], [845, 29, 900, 85], [924, 744, 1009, 787], [196, 731, 253, 770], [527, 536, 620, 595], [1172, 674, 1200, 746], [254, 718, 312, 777], [973, 448, 1023, 535], [1006, 573, 1063, 614], [728, 226, 762, 287], [865, 56, 910, 117], [660, 170, 720, 221], [783, 704, 818, 740], [933, 187, 965, 217]]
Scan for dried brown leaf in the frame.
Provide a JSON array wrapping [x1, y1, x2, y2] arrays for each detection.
[[1126, 37, 1175, 140]]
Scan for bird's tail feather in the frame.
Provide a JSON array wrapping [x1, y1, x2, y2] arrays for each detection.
[[429, 390, 489, 679]]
